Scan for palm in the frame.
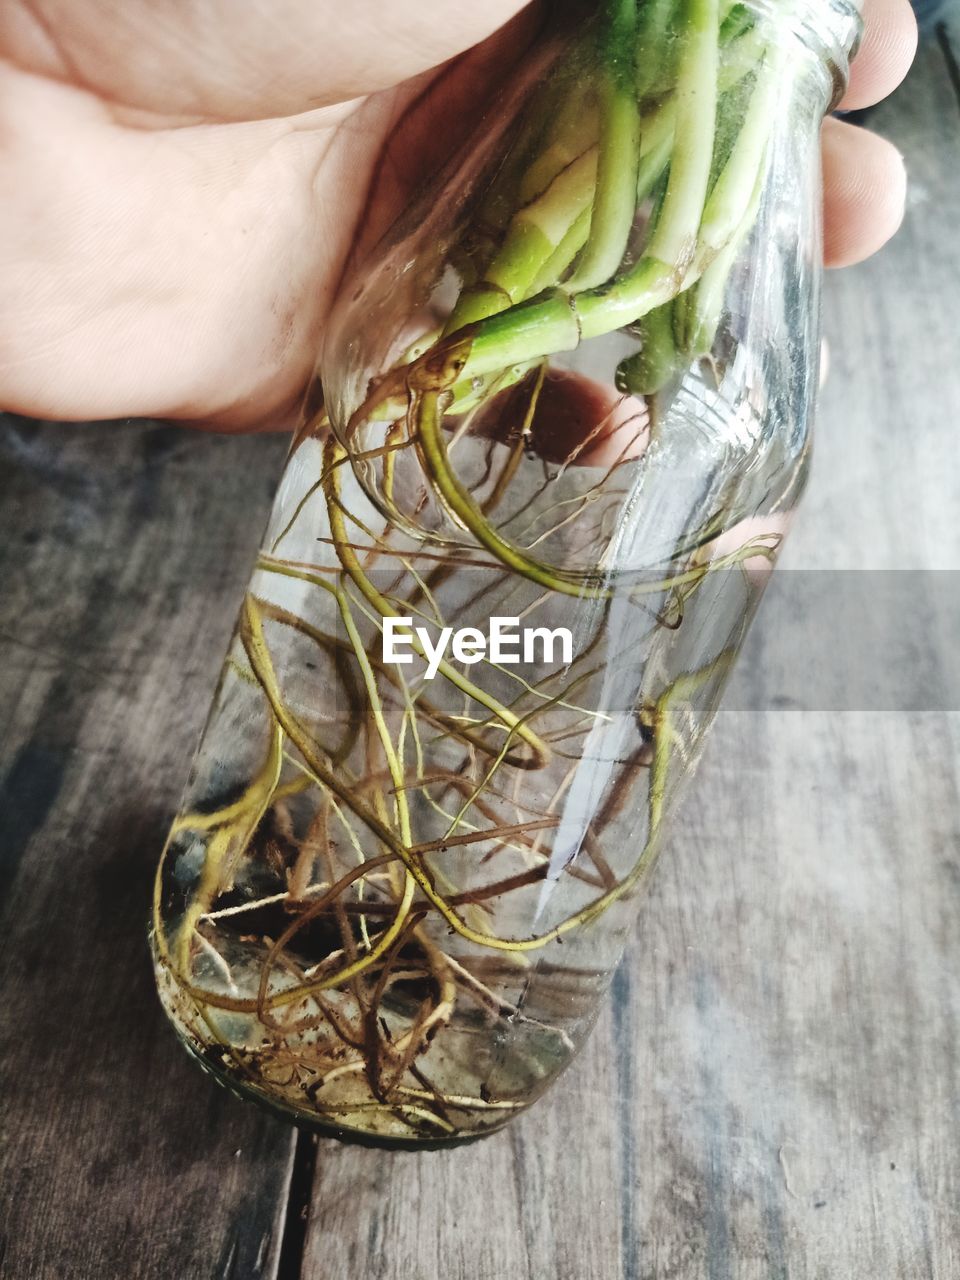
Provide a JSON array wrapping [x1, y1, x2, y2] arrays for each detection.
[[0, 0, 914, 430], [0, 0, 529, 428]]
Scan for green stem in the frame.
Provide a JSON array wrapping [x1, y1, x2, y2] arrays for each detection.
[[456, 0, 721, 380], [699, 40, 783, 251], [516, 89, 600, 205], [643, 0, 720, 266], [444, 147, 599, 333], [565, 0, 641, 291], [635, 0, 679, 98], [678, 165, 764, 353], [615, 301, 680, 395]]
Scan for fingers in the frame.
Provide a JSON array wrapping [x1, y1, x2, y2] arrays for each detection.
[[840, 0, 918, 110], [820, 0, 916, 267], [0, 0, 536, 123], [822, 115, 907, 267]]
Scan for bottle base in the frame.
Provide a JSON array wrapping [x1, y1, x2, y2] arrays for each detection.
[[173, 1026, 506, 1150], [153, 953, 545, 1146]]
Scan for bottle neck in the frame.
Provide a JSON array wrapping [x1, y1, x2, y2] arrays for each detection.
[[746, 0, 863, 109]]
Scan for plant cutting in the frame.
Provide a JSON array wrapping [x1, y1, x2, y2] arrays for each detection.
[[153, 0, 861, 1143]]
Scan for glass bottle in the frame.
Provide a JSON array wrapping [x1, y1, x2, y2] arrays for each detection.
[[152, 0, 861, 1144]]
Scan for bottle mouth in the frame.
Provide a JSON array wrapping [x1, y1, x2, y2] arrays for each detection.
[[746, 0, 864, 108]]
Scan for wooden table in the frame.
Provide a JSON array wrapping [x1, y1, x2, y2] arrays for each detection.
[[2, 28, 959, 1279]]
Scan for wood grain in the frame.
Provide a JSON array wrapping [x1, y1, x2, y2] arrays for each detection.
[[2, 22, 959, 1280], [0, 421, 294, 1280]]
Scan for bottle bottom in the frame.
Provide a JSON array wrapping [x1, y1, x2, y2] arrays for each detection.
[[173, 1028, 504, 1149], [154, 949, 573, 1145]]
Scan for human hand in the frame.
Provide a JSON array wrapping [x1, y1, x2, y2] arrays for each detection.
[[0, 0, 917, 430]]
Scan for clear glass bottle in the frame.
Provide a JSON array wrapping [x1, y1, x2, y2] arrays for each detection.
[[153, 0, 860, 1143]]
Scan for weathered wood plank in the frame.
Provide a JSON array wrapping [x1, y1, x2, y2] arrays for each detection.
[[0, 419, 295, 1279], [299, 32, 960, 1280], [299, 708, 960, 1280]]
